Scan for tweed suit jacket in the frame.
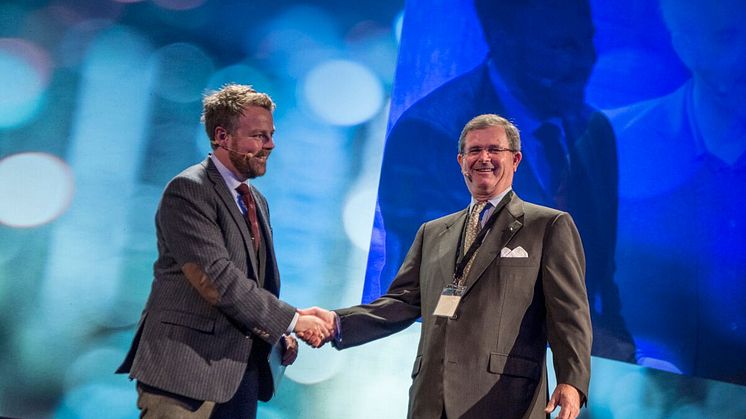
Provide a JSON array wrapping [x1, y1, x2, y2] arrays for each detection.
[[117, 156, 296, 403], [336, 193, 592, 419]]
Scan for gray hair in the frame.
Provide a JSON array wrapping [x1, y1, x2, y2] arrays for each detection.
[[458, 114, 521, 153]]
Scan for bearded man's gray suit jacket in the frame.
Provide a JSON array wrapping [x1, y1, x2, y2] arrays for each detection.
[[117, 156, 296, 403], [335, 193, 592, 419]]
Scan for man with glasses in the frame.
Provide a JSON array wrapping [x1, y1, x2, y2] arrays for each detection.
[[307, 114, 592, 419], [372, 0, 632, 364]]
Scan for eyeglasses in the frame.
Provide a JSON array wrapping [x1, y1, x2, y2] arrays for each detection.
[[463, 146, 517, 157]]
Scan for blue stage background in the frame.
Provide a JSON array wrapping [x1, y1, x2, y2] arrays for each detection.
[[0, 0, 744, 418]]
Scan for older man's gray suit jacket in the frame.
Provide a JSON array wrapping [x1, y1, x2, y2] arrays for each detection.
[[335, 193, 592, 419], [117, 157, 296, 403]]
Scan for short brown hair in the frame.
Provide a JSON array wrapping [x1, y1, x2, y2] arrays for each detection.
[[201, 84, 275, 148]]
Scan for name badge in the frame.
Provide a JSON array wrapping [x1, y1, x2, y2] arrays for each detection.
[[433, 285, 465, 318]]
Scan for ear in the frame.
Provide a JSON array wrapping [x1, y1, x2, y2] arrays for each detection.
[[513, 151, 522, 171], [457, 152, 464, 167], [214, 126, 228, 143]]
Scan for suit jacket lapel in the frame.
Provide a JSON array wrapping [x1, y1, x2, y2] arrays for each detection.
[[204, 158, 260, 280], [251, 186, 280, 295], [462, 194, 524, 297], [437, 209, 468, 288]]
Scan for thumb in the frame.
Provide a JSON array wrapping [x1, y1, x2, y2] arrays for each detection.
[[297, 307, 318, 316], [544, 394, 558, 413]]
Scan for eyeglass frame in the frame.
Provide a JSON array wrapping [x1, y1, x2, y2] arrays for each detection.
[[461, 146, 519, 157]]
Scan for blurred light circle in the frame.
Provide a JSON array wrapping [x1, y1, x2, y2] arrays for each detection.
[[58, 19, 115, 69], [58, 382, 135, 419], [343, 187, 377, 251], [251, 5, 341, 78], [152, 43, 214, 103], [302, 59, 383, 126], [0, 153, 74, 228], [152, 0, 206, 10], [206, 63, 273, 94], [83, 26, 152, 83], [347, 29, 399, 85], [0, 38, 51, 128], [284, 343, 344, 385]]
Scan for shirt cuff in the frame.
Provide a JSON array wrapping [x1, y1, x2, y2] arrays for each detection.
[[287, 312, 299, 334], [332, 311, 343, 348]]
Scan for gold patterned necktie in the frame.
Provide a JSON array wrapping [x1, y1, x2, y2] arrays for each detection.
[[462, 201, 488, 281]]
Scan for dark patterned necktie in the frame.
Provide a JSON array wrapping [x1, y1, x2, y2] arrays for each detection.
[[236, 183, 260, 252]]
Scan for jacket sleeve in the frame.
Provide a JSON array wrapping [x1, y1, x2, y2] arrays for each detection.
[[333, 224, 427, 349], [156, 175, 296, 345], [542, 212, 593, 402]]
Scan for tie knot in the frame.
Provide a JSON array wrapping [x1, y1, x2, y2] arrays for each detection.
[[471, 201, 489, 223], [236, 183, 251, 196]]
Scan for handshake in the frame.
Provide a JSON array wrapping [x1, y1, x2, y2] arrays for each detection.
[[292, 307, 338, 348]]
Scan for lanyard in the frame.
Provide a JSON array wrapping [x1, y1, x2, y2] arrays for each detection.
[[453, 191, 513, 284]]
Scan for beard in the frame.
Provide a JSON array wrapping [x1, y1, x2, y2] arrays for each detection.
[[228, 148, 270, 179]]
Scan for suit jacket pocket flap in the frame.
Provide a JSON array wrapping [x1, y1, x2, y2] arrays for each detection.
[[488, 353, 540, 381], [160, 310, 215, 333]]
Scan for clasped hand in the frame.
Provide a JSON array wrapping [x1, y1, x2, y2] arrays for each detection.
[[293, 307, 337, 348]]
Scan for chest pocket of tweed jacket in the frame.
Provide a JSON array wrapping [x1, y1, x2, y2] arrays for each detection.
[[160, 310, 215, 334]]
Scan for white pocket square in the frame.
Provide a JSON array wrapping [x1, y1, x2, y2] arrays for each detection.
[[500, 246, 528, 258]]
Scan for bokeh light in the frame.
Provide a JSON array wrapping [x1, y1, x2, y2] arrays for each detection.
[[58, 19, 116, 69], [56, 382, 135, 419], [152, 43, 214, 103], [342, 186, 377, 251], [301, 59, 383, 126], [251, 5, 342, 78], [0, 153, 74, 228], [285, 344, 344, 385], [206, 63, 274, 95], [0, 38, 51, 128]]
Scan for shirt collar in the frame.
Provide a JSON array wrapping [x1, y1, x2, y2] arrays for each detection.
[[469, 187, 512, 210], [210, 153, 249, 193]]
